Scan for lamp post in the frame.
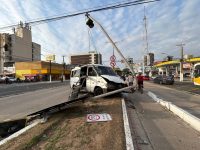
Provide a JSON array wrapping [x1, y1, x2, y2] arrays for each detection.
[[176, 43, 185, 82]]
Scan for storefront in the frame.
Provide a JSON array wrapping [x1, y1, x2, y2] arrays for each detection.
[[15, 61, 70, 81]]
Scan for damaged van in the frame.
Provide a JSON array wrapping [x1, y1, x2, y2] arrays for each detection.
[[70, 64, 126, 96]]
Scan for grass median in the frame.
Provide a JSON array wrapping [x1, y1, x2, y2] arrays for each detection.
[[0, 97, 126, 150]]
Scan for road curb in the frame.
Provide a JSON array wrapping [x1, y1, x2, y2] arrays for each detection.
[[147, 91, 200, 133], [0, 119, 42, 146], [122, 98, 134, 150]]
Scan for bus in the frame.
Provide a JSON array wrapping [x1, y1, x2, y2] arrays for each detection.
[[193, 63, 200, 85]]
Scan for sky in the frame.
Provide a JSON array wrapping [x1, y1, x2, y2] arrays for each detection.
[[0, 0, 200, 68]]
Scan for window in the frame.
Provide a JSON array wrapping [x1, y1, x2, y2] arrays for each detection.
[[94, 66, 117, 76], [88, 67, 96, 76], [72, 70, 80, 77]]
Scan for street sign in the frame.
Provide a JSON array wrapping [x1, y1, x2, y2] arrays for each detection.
[[110, 61, 116, 67], [110, 55, 116, 61], [86, 113, 112, 122], [110, 55, 116, 68]]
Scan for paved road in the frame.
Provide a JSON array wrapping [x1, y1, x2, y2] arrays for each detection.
[[149, 79, 200, 95], [144, 81, 200, 118], [124, 91, 200, 150], [0, 83, 71, 122], [0, 81, 69, 98]]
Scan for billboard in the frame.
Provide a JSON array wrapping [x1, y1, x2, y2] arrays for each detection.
[[46, 54, 55, 61]]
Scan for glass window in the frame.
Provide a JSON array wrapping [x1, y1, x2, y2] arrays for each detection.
[[88, 67, 96, 76], [72, 70, 80, 77], [94, 66, 117, 76], [194, 65, 200, 78]]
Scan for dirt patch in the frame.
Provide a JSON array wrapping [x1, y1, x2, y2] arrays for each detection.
[[0, 97, 125, 150]]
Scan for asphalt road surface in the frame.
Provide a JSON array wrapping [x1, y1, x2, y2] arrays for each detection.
[[0, 81, 71, 122], [144, 81, 200, 119], [0, 81, 69, 98], [124, 88, 200, 150]]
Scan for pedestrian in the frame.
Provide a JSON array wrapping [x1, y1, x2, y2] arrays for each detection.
[[127, 73, 134, 86], [136, 72, 144, 93]]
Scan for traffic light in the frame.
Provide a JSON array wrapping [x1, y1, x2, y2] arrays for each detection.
[[86, 18, 94, 28]]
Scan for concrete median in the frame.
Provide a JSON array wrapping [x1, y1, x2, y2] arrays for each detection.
[[148, 91, 200, 133]]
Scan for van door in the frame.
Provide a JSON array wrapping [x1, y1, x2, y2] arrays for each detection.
[[70, 69, 80, 88], [86, 67, 97, 92]]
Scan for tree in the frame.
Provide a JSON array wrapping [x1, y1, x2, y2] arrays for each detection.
[[122, 68, 130, 75]]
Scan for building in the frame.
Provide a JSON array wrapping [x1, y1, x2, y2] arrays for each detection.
[[0, 22, 41, 75], [147, 53, 154, 66], [15, 61, 70, 81], [70, 51, 102, 65], [143, 55, 147, 66]]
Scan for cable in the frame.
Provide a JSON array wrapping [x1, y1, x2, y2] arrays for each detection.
[[0, 0, 160, 30]]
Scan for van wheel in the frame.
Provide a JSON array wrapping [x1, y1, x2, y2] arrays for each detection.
[[94, 87, 103, 96]]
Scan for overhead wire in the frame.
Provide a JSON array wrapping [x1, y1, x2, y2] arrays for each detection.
[[0, 0, 160, 30]]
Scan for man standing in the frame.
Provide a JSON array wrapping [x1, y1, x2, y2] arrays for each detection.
[[136, 72, 144, 93], [127, 73, 134, 86]]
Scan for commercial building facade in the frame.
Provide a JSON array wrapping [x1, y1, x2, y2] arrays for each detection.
[[15, 61, 70, 81], [70, 51, 102, 65], [0, 22, 41, 75]]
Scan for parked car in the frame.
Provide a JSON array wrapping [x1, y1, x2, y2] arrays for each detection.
[[7, 77, 17, 83], [143, 75, 150, 80], [0, 77, 5, 83], [153, 75, 174, 85], [0, 76, 12, 84]]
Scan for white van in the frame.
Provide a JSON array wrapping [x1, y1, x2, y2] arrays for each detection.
[[70, 64, 125, 96]]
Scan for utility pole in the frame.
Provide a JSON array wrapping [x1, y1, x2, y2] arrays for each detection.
[[62, 55, 65, 81], [143, 6, 149, 54], [49, 60, 52, 82], [143, 7, 149, 75], [176, 43, 185, 82]]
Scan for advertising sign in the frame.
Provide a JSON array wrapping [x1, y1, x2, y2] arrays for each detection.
[[46, 54, 55, 61]]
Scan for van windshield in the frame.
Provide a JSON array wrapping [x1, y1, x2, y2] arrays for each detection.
[[71, 69, 80, 77], [94, 66, 117, 76]]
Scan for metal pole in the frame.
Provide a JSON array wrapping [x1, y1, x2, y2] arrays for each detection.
[[62, 55, 65, 81], [144, 6, 149, 54], [142, 62, 145, 75], [49, 60, 52, 82], [87, 14, 134, 74], [176, 43, 185, 82]]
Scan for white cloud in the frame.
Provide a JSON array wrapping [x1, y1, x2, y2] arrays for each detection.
[[0, 0, 199, 66]]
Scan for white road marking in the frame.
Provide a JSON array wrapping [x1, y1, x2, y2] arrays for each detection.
[[122, 98, 134, 150]]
